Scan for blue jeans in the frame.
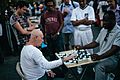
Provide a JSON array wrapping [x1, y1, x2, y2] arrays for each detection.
[[94, 56, 118, 80]]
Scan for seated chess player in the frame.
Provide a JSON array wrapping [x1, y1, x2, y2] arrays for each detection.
[[20, 29, 76, 80], [75, 11, 120, 80]]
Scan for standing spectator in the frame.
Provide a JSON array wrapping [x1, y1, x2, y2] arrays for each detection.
[[71, 0, 95, 54], [41, 0, 64, 60], [40, 0, 66, 77], [96, 0, 108, 27], [10, 1, 36, 55], [71, 0, 95, 74], [59, 0, 79, 50], [107, 0, 120, 26], [93, 0, 99, 13], [76, 10, 120, 80]]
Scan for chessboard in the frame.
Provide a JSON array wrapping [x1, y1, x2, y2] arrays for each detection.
[[55, 50, 97, 68]]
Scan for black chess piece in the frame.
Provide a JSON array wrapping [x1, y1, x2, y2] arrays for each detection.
[[84, 50, 89, 58]]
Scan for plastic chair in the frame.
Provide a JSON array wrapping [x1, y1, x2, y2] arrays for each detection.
[[16, 62, 26, 80]]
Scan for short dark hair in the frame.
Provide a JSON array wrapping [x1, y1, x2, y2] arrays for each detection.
[[107, 0, 118, 4], [45, 0, 56, 6], [16, 1, 29, 9], [104, 10, 116, 20], [114, 0, 118, 4]]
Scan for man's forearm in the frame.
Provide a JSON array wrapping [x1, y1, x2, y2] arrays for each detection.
[[82, 41, 99, 49]]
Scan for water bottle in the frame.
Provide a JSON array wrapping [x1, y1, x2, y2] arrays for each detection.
[[41, 42, 47, 48]]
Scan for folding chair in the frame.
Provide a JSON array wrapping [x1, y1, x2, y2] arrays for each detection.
[[16, 62, 26, 80]]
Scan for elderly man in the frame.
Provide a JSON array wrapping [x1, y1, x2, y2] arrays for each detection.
[[20, 29, 76, 80], [76, 11, 120, 80]]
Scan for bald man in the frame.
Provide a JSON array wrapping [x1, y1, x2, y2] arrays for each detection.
[[20, 29, 76, 80]]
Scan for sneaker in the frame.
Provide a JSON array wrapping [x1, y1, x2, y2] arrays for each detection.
[[77, 66, 83, 74]]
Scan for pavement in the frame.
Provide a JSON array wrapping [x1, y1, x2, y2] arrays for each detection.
[[0, 26, 102, 80]]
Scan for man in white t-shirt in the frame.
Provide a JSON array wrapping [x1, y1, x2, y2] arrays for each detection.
[[20, 29, 76, 80], [70, 0, 95, 74], [71, 0, 95, 54]]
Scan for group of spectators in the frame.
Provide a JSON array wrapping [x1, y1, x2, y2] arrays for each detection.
[[0, 0, 120, 80]]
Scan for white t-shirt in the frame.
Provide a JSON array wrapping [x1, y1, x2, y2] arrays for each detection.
[[95, 24, 120, 55], [71, 5, 95, 30], [20, 45, 63, 80]]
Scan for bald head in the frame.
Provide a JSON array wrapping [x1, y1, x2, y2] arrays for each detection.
[[31, 29, 43, 37], [29, 29, 43, 47]]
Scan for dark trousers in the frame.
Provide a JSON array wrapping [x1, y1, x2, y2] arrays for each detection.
[[46, 33, 64, 60], [38, 74, 47, 80]]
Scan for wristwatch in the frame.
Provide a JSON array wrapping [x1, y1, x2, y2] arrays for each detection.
[[57, 32, 60, 35]]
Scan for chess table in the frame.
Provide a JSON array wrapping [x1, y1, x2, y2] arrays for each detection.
[[55, 50, 98, 68], [56, 50, 99, 80]]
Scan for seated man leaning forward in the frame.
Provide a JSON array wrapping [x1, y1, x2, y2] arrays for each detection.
[[75, 10, 120, 80], [20, 29, 76, 80]]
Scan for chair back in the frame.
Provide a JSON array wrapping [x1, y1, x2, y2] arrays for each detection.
[[16, 62, 26, 80]]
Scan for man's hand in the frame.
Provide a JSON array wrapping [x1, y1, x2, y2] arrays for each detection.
[[75, 45, 82, 50], [91, 54, 101, 61], [47, 71, 56, 78], [63, 53, 77, 62], [27, 23, 36, 31]]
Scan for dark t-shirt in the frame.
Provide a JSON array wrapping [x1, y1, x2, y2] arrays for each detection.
[[41, 10, 63, 34]]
